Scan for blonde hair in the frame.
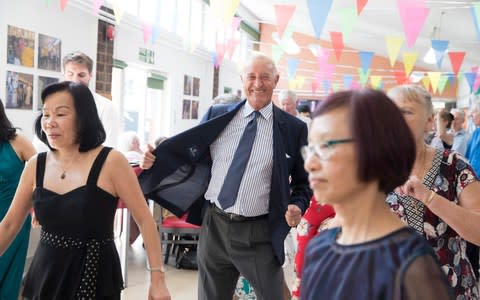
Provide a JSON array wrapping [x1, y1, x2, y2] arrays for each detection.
[[387, 84, 433, 116]]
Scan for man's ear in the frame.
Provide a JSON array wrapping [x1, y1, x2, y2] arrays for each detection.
[[274, 74, 280, 85]]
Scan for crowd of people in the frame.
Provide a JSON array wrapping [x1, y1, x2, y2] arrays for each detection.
[[0, 49, 479, 300]]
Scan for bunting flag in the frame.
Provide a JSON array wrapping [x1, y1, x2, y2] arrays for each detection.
[[60, 0, 68, 11], [402, 52, 418, 76], [307, 0, 334, 39], [356, 0, 368, 15], [151, 24, 161, 44], [472, 3, 480, 41], [287, 58, 300, 79], [396, 0, 430, 47], [215, 43, 226, 68], [311, 80, 319, 95], [394, 71, 409, 85], [473, 74, 480, 92], [343, 74, 353, 89], [471, 65, 479, 74], [340, 8, 358, 39], [45, 0, 52, 5], [351, 80, 362, 90], [331, 82, 341, 92], [113, 1, 125, 24], [370, 75, 382, 89], [422, 76, 431, 91], [271, 44, 285, 65], [93, 0, 103, 15], [330, 32, 344, 61], [232, 16, 241, 31], [358, 68, 370, 86], [142, 22, 153, 44], [463, 72, 476, 92], [316, 48, 331, 66], [427, 72, 442, 93], [210, 0, 240, 24], [225, 39, 240, 59], [358, 51, 374, 73], [274, 4, 296, 38], [386, 36, 403, 67], [448, 51, 466, 75], [431, 40, 449, 69], [322, 79, 331, 93], [437, 74, 449, 94]]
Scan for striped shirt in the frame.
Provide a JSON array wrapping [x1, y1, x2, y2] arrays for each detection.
[[205, 101, 274, 216]]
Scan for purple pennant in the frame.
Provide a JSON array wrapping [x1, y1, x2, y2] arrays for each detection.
[[307, 0, 334, 39]]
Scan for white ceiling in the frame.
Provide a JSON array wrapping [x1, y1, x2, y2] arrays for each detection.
[[240, 0, 480, 73]]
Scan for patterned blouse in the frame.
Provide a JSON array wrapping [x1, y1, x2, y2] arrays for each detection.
[[386, 149, 479, 299]]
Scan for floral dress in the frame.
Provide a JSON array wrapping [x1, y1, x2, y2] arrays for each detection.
[[387, 149, 479, 299]]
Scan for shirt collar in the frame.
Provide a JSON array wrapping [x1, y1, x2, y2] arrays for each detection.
[[243, 101, 273, 120]]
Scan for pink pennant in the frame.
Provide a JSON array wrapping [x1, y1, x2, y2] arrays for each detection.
[[232, 16, 241, 31], [60, 0, 68, 11], [448, 52, 466, 75], [473, 74, 480, 92], [316, 48, 331, 67], [356, 0, 368, 15], [316, 64, 335, 81], [274, 4, 296, 38], [225, 39, 240, 59], [330, 32, 344, 61], [311, 80, 318, 95], [93, 0, 103, 15], [471, 65, 479, 74], [142, 22, 152, 43], [396, 0, 430, 48], [215, 43, 226, 68], [350, 80, 362, 90]]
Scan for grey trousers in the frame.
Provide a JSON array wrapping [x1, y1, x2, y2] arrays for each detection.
[[197, 205, 284, 300]]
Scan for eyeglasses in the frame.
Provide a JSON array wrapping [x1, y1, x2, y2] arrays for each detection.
[[301, 138, 354, 161]]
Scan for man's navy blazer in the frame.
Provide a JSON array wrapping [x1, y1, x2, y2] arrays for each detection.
[[139, 100, 312, 264]]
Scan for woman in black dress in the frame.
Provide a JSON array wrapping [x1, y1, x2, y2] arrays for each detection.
[[0, 81, 170, 299]]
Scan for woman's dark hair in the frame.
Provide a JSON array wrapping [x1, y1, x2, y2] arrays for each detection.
[[312, 89, 416, 194], [0, 98, 17, 142], [438, 110, 454, 129], [34, 81, 106, 152]]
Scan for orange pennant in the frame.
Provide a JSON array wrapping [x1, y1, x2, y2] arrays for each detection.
[[274, 4, 296, 38], [330, 32, 344, 61], [448, 51, 466, 76]]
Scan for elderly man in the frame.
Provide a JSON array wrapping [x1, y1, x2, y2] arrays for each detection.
[[139, 53, 311, 300], [449, 108, 469, 155], [278, 89, 311, 130], [466, 100, 480, 176]]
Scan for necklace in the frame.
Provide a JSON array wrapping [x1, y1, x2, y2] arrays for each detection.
[[412, 144, 427, 213], [57, 154, 80, 180]]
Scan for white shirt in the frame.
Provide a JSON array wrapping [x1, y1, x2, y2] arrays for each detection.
[[205, 101, 274, 216], [33, 92, 120, 151]]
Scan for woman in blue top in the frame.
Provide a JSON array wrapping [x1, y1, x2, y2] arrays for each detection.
[[0, 98, 36, 299], [300, 89, 452, 300]]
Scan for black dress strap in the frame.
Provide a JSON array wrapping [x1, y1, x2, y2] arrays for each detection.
[[86, 147, 113, 186], [36, 152, 47, 188]]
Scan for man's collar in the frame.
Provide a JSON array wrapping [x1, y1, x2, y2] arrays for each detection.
[[243, 101, 273, 120]]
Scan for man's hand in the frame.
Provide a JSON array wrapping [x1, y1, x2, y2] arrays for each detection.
[[285, 204, 302, 227], [140, 144, 156, 170]]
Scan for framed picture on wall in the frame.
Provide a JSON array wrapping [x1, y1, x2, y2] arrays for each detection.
[[193, 77, 200, 96], [224, 86, 232, 94], [6, 71, 34, 110], [184, 75, 192, 95], [191, 100, 199, 119], [37, 76, 59, 110], [7, 25, 35, 68], [38, 34, 61, 71], [182, 99, 191, 119]]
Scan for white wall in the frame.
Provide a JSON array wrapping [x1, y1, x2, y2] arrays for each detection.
[[0, 0, 98, 139]]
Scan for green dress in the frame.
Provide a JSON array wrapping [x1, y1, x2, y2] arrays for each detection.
[[0, 142, 31, 300]]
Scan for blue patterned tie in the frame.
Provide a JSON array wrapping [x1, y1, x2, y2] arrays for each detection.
[[217, 111, 260, 209]]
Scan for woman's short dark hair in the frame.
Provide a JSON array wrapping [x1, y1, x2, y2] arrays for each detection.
[[312, 89, 415, 194], [0, 98, 17, 142], [34, 81, 105, 152]]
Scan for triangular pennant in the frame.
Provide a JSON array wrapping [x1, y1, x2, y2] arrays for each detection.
[[322, 79, 331, 93], [330, 32, 344, 61], [463, 72, 476, 92], [471, 3, 480, 41], [142, 22, 153, 44], [343, 74, 353, 89], [370, 75, 382, 89], [316, 48, 332, 66], [473, 74, 480, 92], [448, 51, 466, 75], [215, 43, 226, 68], [358, 51, 374, 73], [437, 75, 449, 94], [396, 0, 430, 47], [297, 76, 306, 90], [307, 0, 334, 39], [431, 40, 449, 69], [356, 0, 368, 15], [422, 76, 431, 92], [288, 78, 297, 90], [225, 39, 240, 59], [287, 58, 300, 79], [331, 82, 341, 92], [471, 65, 479, 74], [113, 2, 125, 24], [274, 4, 296, 38], [93, 0, 103, 15], [60, 0, 68, 11], [340, 8, 358, 39], [351, 80, 362, 90], [394, 71, 409, 85], [45, 0, 52, 5], [402, 52, 418, 76], [358, 68, 371, 86], [311, 80, 319, 95], [232, 16, 241, 31], [427, 72, 442, 93], [210, 0, 240, 24], [152, 24, 161, 44], [386, 36, 403, 67], [271, 44, 285, 65]]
